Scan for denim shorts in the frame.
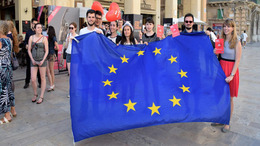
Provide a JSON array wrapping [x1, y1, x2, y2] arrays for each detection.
[[66, 54, 71, 63]]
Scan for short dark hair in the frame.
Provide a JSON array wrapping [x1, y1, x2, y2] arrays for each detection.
[[206, 27, 213, 32], [146, 17, 154, 24], [95, 10, 102, 17], [86, 9, 96, 17], [110, 21, 118, 27], [184, 13, 194, 22], [31, 18, 37, 22], [244, 30, 246, 33]]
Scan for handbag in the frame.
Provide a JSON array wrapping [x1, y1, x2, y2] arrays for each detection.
[[12, 52, 19, 70], [63, 47, 67, 59]]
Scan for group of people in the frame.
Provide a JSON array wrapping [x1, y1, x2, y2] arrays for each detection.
[[1, 10, 242, 135]]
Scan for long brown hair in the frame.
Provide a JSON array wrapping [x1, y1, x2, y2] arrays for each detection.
[[221, 19, 238, 49], [7, 20, 19, 53]]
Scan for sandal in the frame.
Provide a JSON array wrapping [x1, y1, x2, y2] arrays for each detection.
[[32, 94, 38, 102], [36, 97, 44, 104], [0, 114, 12, 125], [47, 85, 55, 92]]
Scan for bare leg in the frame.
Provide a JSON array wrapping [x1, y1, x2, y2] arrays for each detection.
[[49, 61, 55, 86], [31, 67, 38, 97], [224, 97, 234, 129], [67, 62, 71, 75], [46, 61, 53, 86], [39, 67, 46, 99], [11, 106, 16, 116]]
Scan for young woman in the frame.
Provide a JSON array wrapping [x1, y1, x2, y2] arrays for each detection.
[[212, 19, 242, 133], [0, 20, 16, 124], [46, 26, 59, 92], [28, 23, 49, 104], [139, 17, 160, 45], [120, 21, 138, 45], [64, 22, 78, 98], [107, 21, 121, 44]]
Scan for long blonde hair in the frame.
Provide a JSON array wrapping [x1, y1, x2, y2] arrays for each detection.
[[7, 20, 19, 53], [221, 19, 238, 49]]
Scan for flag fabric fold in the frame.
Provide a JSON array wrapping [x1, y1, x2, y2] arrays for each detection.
[[70, 32, 230, 142]]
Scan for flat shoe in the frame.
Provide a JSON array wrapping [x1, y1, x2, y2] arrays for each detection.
[[211, 123, 224, 126], [47, 85, 55, 92], [221, 126, 231, 133]]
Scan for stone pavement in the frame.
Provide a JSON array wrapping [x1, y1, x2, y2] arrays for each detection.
[[1, 43, 260, 146]]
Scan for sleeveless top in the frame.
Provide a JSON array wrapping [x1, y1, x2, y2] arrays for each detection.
[[31, 36, 45, 61], [221, 41, 235, 60], [0, 38, 12, 67]]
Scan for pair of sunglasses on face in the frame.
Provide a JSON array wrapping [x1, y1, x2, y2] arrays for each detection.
[[69, 27, 74, 30], [185, 21, 193, 24]]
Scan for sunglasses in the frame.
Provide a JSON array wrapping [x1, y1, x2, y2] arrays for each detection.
[[185, 21, 193, 24], [69, 27, 74, 30]]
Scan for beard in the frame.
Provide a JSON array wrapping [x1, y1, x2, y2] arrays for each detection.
[[186, 27, 192, 30], [88, 22, 94, 26]]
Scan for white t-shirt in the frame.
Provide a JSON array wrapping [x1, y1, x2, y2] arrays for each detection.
[[108, 36, 117, 44], [66, 33, 79, 54], [242, 33, 248, 42], [79, 27, 103, 35], [210, 32, 217, 42]]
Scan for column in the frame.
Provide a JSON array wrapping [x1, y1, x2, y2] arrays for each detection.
[[191, 0, 201, 20], [15, 0, 33, 34], [153, 0, 161, 32], [124, 0, 141, 15], [201, 0, 207, 22], [165, 0, 178, 18], [123, 0, 142, 38]]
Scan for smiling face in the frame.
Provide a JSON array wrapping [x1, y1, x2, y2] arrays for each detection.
[[123, 26, 131, 38], [95, 14, 102, 27], [223, 24, 234, 36], [69, 24, 76, 33], [35, 24, 42, 34], [87, 13, 96, 26], [110, 21, 117, 33], [145, 22, 154, 32]]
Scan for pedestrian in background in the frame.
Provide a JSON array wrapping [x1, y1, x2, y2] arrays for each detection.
[[240, 30, 248, 49], [46, 26, 59, 92], [212, 19, 242, 133], [28, 23, 49, 104]]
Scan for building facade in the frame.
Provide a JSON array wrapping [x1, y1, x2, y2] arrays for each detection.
[[207, 0, 260, 42]]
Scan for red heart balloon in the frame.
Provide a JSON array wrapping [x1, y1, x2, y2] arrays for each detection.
[[91, 1, 104, 14], [106, 3, 121, 22]]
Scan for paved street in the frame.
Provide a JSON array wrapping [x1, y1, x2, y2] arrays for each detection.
[[1, 42, 260, 146]]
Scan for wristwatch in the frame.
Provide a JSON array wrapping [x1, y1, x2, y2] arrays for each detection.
[[230, 73, 235, 76]]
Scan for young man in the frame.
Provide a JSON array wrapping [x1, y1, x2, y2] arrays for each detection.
[[117, 19, 124, 36], [241, 30, 248, 49], [23, 18, 41, 89], [183, 13, 196, 33], [95, 10, 106, 35], [79, 9, 103, 35]]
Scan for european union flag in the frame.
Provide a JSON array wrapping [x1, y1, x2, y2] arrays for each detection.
[[70, 32, 230, 142]]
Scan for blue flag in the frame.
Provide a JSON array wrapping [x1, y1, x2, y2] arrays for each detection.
[[70, 32, 230, 142]]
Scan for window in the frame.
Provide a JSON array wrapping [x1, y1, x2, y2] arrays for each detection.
[[217, 9, 224, 19]]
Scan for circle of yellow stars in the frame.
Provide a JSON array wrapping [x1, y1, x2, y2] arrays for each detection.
[[102, 46, 190, 116]]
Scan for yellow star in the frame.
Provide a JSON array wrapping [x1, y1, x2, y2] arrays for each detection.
[[148, 102, 161, 116], [178, 69, 188, 78], [108, 64, 118, 74], [179, 84, 190, 93], [137, 50, 145, 56], [102, 79, 113, 86], [168, 55, 177, 64], [124, 99, 137, 112], [169, 95, 181, 107], [107, 91, 119, 100], [120, 55, 129, 63], [153, 47, 161, 56]]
